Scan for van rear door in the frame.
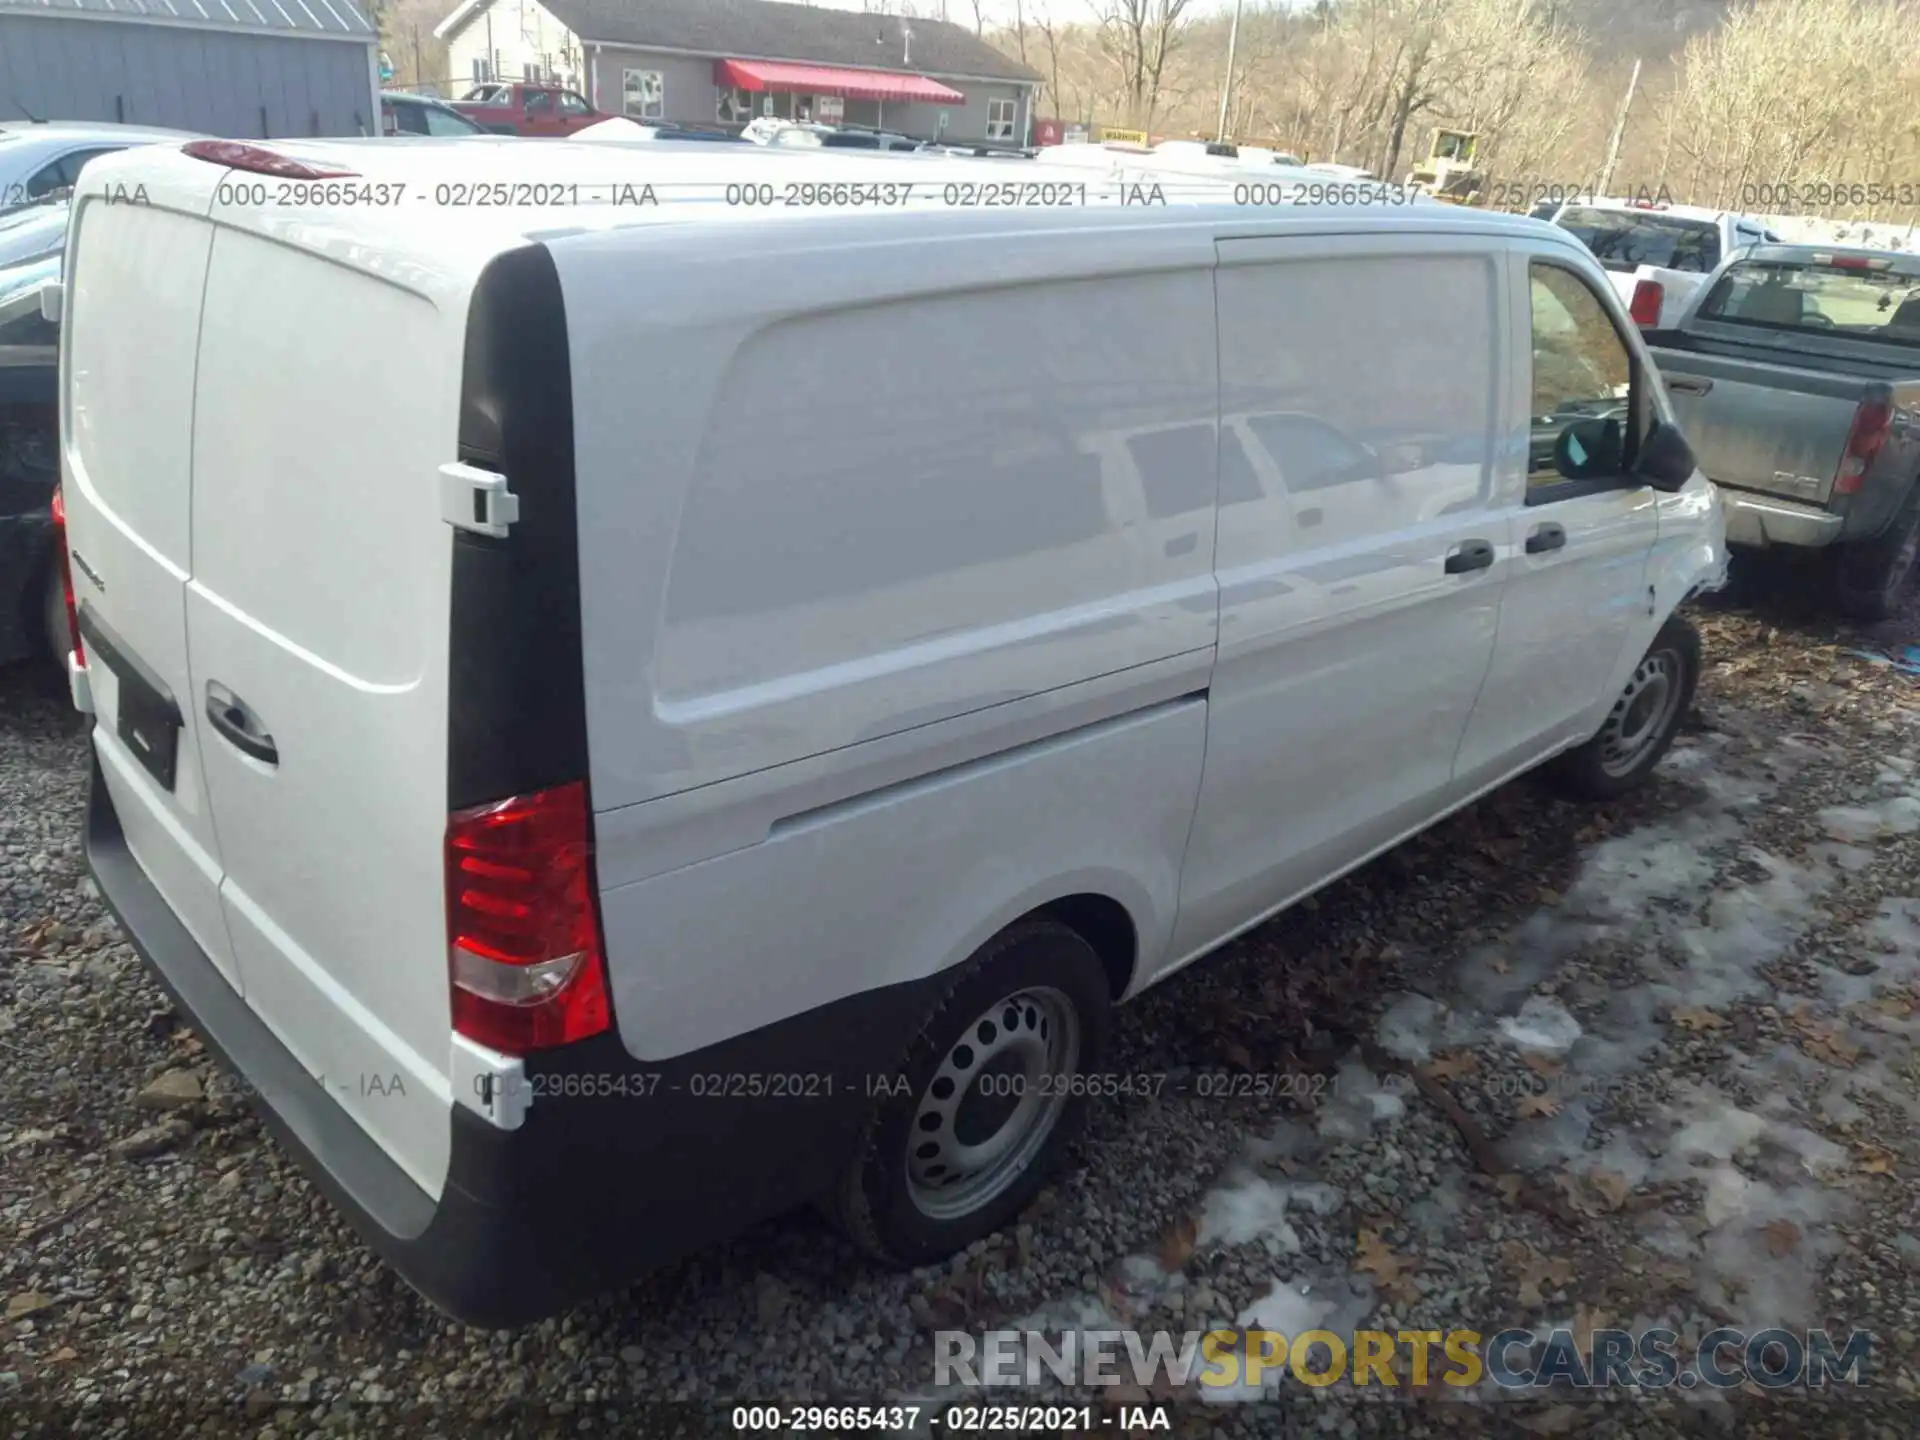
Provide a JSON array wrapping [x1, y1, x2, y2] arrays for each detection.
[[62, 179, 240, 988], [184, 219, 467, 1199]]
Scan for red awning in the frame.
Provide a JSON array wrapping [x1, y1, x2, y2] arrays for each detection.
[[714, 58, 964, 105]]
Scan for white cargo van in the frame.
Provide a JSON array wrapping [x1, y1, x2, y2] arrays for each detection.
[[53, 137, 1728, 1326]]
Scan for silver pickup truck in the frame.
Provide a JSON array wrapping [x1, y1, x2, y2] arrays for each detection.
[[1646, 243, 1920, 620]]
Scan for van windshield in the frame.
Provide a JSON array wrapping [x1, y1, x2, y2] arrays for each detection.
[[1695, 257, 1920, 345], [1556, 207, 1721, 274]]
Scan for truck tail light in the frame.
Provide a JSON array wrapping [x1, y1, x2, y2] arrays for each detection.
[[1835, 394, 1895, 496], [1628, 279, 1665, 327], [48, 484, 84, 670], [446, 780, 611, 1054], [180, 140, 357, 180]]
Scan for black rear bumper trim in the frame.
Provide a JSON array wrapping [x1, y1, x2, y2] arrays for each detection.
[[85, 751, 938, 1327]]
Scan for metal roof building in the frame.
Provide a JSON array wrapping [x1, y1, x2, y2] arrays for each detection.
[[0, 0, 381, 138]]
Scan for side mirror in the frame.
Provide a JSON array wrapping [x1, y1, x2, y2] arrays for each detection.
[[1553, 416, 1624, 481], [1635, 419, 1697, 492]]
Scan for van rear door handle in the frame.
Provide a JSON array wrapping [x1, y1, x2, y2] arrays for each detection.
[[1666, 377, 1713, 396], [1526, 523, 1567, 554], [205, 682, 278, 766], [1444, 539, 1496, 575]]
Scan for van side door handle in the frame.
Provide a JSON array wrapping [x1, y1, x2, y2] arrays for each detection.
[[205, 682, 278, 766], [1525, 523, 1567, 554], [1444, 539, 1496, 575], [1666, 377, 1713, 397]]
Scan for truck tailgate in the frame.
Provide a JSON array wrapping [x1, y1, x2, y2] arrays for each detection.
[[1652, 347, 1862, 505]]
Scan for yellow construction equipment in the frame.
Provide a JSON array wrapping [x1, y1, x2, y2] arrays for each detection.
[[1406, 129, 1483, 204]]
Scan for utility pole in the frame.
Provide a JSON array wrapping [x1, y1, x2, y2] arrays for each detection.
[[1597, 58, 1642, 199], [1215, 0, 1244, 143]]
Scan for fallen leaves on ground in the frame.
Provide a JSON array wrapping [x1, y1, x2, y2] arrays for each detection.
[[1556, 1168, 1633, 1216], [15, 918, 66, 953], [1672, 1006, 1730, 1032], [1157, 1215, 1197, 1273], [1356, 1229, 1421, 1304], [1588, 1170, 1634, 1211], [1503, 1241, 1577, 1307], [1761, 1218, 1802, 1257], [5, 1291, 55, 1321], [1858, 1144, 1898, 1175], [1793, 1017, 1863, 1067], [1516, 1092, 1562, 1119], [1423, 1051, 1478, 1081]]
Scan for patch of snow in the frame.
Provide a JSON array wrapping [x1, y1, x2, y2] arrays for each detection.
[[1818, 797, 1920, 842], [1316, 1061, 1408, 1140], [1665, 1093, 1768, 1164], [1814, 840, 1879, 874], [1196, 1280, 1335, 1404], [1500, 1097, 1595, 1173], [1196, 1174, 1338, 1253], [1375, 993, 1449, 1062], [1498, 995, 1583, 1056]]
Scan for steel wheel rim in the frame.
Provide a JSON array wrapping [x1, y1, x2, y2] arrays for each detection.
[[1598, 648, 1683, 777], [905, 987, 1080, 1220]]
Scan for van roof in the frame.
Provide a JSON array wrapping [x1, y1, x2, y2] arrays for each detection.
[[72, 136, 1580, 293]]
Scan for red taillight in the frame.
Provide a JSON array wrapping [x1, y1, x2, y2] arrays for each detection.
[[1628, 279, 1665, 327], [48, 484, 84, 669], [180, 139, 357, 180], [1835, 394, 1895, 496], [446, 780, 610, 1054]]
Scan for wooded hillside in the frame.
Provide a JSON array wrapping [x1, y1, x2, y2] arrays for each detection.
[[983, 0, 1920, 224]]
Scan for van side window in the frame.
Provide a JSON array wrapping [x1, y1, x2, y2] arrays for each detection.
[[1528, 263, 1635, 495], [1214, 251, 1498, 556]]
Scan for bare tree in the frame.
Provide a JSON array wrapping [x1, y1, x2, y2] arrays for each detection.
[[1093, 0, 1196, 130], [979, 0, 1920, 226]]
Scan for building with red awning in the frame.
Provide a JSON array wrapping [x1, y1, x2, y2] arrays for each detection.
[[435, 0, 1040, 146]]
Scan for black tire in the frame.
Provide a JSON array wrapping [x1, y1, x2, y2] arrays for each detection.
[[1835, 488, 1920, 622], [829, 919, 1110, 1267], [1551, 613, 1701, 801]]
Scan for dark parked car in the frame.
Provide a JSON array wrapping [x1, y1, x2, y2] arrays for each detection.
[[818, 126, 926, 152], [0, 250, 61, 667], [380, 92, 490, 138]]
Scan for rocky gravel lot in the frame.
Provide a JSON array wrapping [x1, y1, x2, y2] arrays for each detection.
[[8, 561, 1920, 1437]]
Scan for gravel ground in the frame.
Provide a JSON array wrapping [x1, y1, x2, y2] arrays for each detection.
[[8, 557, 1920, 1437]]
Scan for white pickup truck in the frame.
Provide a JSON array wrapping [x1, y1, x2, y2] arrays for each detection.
[[1540, 199, 1780, 329]]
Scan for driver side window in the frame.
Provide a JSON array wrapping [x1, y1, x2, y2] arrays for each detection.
[[1528, 262, 1638, 497]]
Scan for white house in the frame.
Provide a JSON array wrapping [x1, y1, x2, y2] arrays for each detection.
[[433, 0, 1041, 145]]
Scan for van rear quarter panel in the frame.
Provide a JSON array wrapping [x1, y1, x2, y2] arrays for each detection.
[[555, 220, 1222, 1059]]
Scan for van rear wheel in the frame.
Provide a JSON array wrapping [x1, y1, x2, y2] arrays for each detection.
[[829, 919, 1109, 1267], [1551, 614, 1700, 800]]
